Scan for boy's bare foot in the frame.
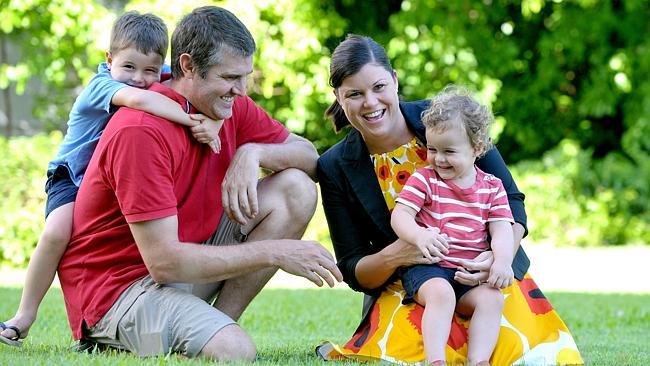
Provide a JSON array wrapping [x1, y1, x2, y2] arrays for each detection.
[[0, 315, 33, 345]]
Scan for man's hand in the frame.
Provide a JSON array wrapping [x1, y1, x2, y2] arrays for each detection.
[[190, 114, 224, 154], [222, 144, 261, 225], [272, 240, 343, 287]]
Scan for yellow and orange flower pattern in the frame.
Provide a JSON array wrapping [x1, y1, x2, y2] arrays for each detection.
[[370, 138, 429, 211]]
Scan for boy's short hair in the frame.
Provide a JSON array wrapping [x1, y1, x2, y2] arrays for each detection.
[[421, 85, 493, 157], [110, 11, 168, 61], [171, 6, 256, 80]]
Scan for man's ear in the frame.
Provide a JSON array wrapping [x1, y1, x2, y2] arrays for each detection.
[[178, 53, 195, 79]]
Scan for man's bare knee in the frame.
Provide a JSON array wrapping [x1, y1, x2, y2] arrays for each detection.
[[273, 168, 317, 217], [247, 169, 316, 239], [199, 324, 256, 362]]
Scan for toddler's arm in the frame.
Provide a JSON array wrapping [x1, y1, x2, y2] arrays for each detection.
[[112, 87, 223, 153], [391, 203, 449, 262], [487, 220, 515, 288]]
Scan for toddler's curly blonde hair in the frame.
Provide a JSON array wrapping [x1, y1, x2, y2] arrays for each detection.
[[421, 85, 493, 157]]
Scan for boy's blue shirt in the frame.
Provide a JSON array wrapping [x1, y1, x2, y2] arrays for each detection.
[[48, 63, 172, 187]]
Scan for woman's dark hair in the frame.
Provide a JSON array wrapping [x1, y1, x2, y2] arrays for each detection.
[[325, 34, 393, 132]]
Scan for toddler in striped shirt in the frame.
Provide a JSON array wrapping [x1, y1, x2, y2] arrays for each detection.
[[391, 86, 516, 366]]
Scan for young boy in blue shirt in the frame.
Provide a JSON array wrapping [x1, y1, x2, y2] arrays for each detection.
[[0, 11, 223, 347]]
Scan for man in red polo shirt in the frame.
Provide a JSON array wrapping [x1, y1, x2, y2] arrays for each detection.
[[57, 6, 342, 361]]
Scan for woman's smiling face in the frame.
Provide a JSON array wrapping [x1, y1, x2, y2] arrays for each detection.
[[335, 63, 400, 141]]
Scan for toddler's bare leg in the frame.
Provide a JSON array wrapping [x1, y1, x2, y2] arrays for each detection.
[[457, 285, 504, 364], [416, 278, 456, 365]]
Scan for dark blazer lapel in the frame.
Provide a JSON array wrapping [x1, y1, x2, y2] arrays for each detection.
[[400, 100, 429, 142], [340, 129, 394, 239]]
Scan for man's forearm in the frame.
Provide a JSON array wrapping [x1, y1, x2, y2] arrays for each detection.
[[131, 216, 276, 284], [148, 239, 279, 284], [245, 135, 318, 180]]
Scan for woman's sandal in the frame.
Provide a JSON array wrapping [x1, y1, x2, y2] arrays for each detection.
[[0, 322, 23, 347]]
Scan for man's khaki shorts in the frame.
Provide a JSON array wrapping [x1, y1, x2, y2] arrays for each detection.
[[86, 214, 246, 357]]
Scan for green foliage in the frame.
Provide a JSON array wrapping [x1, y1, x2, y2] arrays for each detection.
[[0, 0, 110, 131], [388, 0, 650, 164], [513, 139, 650, 246], [243, 0, 347, 152], [0, 133, 61, 266]]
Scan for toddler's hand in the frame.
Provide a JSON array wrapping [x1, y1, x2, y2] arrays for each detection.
[[413, 227, 449, 262], [487, 261, 514, 289]]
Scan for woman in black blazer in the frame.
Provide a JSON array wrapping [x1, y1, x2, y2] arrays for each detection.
[[316, 34, 583, 365]]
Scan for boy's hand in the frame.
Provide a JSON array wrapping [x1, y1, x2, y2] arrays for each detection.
[[189, 114, 224, 154], [487, 260, 514, 289], [413, 227, 449, 262]]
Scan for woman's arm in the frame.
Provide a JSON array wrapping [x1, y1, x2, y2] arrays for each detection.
[[318, 159, 430, 292], [355, 239, 433, 289]]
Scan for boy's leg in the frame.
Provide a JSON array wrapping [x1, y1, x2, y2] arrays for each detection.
[[416, 278, 456, 364], [197, 169, 315, 357], [456, 285, 504, 364], [1, 202, 74, 341]]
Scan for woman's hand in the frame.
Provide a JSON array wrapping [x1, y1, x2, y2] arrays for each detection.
[[384, 238, 440, 268], [453, 250, 493, 286]]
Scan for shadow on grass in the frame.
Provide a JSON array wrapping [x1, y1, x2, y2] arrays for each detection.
[[1, 286, 648, 365]]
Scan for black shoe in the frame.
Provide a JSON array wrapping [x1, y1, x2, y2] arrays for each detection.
[[71, 339, 113, 353]]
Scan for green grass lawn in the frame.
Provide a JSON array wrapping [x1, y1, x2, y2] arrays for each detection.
[[1, 286, 648, 365]]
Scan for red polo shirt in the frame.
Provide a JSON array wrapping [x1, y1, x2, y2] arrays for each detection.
[[58, 82, 289, 339]]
